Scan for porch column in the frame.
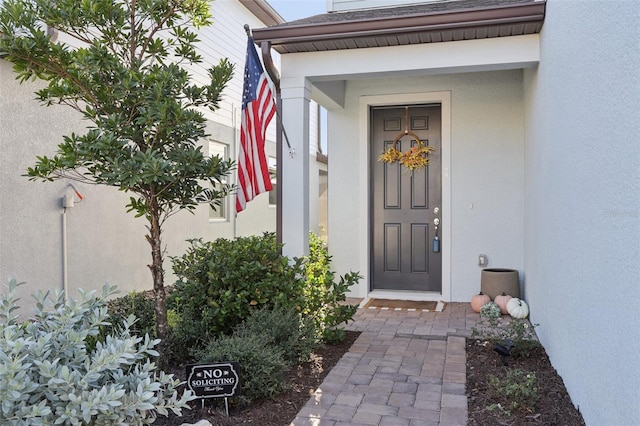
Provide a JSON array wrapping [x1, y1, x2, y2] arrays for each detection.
[[280, 77, 311, 257]]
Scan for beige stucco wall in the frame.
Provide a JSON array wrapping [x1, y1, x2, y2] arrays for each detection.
[[326, 69, 525, 301]]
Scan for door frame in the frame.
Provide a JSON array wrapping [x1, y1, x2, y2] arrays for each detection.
[[359, 91, 452, 301]]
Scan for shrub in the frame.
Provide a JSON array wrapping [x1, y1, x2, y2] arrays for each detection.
[[234, 306, 317, 365], [169, 232, 362, 358], [168, 233, 306, 359], [303, 232, 360, 343], [193, 328, 289, 406], [85, 290, 157, 353], [106, 290, 157, 338], [0, 279, 193, 425]]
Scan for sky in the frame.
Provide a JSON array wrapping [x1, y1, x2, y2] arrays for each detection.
[[268, 0, 328, 21]]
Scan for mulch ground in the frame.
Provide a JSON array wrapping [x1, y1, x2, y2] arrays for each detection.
[[153, 330, 360, 426], [466, 339, 586, 426]]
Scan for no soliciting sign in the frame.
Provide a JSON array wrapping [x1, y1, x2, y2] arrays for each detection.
[[185, 362, 240, 398]]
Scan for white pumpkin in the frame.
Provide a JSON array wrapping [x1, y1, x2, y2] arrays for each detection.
[[506, 298, 529, 319]]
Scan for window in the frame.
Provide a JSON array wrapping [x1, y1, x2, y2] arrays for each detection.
[[268, 156, 277, 207], [318, 169, 328, 244], [208, 141, 228, 220]]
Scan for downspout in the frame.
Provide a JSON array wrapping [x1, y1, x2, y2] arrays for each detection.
[[62, 206, 69, 299], [260, 41, 283, 249], [61, 192, 76, 302]]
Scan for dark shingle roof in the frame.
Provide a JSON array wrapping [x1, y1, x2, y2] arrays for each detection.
[[276, 0, 539, 27]]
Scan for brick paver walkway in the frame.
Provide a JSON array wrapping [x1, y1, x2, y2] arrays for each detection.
[[290, 302, 481, 426]]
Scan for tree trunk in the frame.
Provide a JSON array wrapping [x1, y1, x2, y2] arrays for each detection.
[[148, 194, 170, 370]]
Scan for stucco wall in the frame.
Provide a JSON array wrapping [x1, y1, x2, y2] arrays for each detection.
[[523, 1, 640, 424], [328, 70, 525, 301], [0, 59, 151, 303]]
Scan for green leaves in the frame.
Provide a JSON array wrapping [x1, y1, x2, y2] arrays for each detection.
[[168, 234, 306, 359], [1, 0, 235, 216], [0, 279, 194, 424], [167, 233, 362, 360], [1, 0, 235, 366]]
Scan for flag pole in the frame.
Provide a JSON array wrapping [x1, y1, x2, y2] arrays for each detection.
[[275, 106, 295, 158], [243, 24, 286, 250]]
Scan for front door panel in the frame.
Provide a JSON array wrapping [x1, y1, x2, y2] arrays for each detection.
[[371, 106, 442, 292]]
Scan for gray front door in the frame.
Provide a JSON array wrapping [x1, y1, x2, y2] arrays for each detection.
[[371, 105, 442, 292]]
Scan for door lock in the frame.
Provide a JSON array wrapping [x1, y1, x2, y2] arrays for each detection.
[[433, 208, 441, 253]]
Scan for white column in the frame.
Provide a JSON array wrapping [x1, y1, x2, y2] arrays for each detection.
[[280, 77, 311, 257]]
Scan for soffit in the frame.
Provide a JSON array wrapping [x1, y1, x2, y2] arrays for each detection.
[[253, 0, 545, 54]]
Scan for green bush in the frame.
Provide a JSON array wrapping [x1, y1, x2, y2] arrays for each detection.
[[107, 290, 157, 338], [0, 279, 193, 425], [168, 233, 306, 358], [194, 328, 289, 406], [168, 232, 361, 358], [303, 233, 360, 343], [234, 306, 317, 365], [86, 290, 157, 353]]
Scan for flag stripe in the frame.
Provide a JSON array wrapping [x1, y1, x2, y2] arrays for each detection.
[[236, 38, 276, 214]]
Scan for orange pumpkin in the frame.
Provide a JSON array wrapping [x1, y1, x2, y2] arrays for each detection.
[[494, 292, 512, 315], [471, 292, 491, 313]]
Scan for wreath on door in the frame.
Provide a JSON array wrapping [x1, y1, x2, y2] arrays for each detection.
[[377, 138, 435, 172], [377, 107, 435, 172]]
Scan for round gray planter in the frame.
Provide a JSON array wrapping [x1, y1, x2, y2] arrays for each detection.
[[481, 268, 520, 299]]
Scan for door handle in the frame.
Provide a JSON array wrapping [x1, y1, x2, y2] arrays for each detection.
[[433, 207, 441, 252], [432, 220, 440, 253]]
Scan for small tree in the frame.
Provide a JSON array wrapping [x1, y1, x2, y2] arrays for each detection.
[[0, 0, 235, 367]]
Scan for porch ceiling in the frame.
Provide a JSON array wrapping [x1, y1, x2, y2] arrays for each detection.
[[253, 0, 545, 54]]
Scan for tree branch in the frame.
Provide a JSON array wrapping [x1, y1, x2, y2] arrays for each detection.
[[138, 4, 176, 63]]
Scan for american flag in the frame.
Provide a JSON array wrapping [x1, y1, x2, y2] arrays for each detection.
[[236, 36, 276, 214]]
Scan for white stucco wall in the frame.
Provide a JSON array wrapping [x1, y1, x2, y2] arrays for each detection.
[[523, 1, 640, 424], [327, 70, 525, 301]]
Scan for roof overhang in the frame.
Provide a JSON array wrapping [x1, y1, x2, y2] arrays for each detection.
[[253, 0, 545, 54], [238, 0, 285, 27]]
